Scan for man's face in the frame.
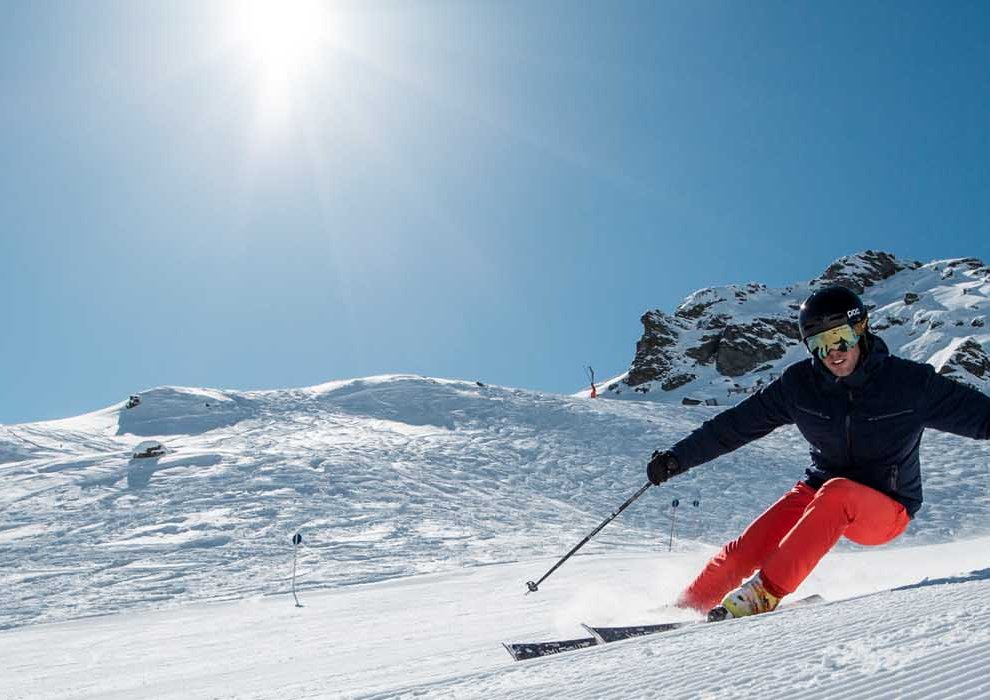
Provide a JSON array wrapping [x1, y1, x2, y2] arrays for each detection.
[[823, 342, 860, 378]]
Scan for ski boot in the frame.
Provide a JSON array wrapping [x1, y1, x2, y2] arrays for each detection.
[[716, 573, 781, 620]]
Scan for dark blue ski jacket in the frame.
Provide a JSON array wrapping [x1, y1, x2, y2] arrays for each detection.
[[669, 336, 990, 517]]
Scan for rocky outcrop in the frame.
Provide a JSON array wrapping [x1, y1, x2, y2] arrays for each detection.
[[939, 339, 990, 384], [715, 322, 796, 377], [683, 320, 798, 377], [608, 251, 990, 403], [620, 284, 804, 392], [816, 250, 917, 294], [625, 311, 682, 387]]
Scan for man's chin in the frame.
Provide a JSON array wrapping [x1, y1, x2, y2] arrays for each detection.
[[828, 367, 855, 378]]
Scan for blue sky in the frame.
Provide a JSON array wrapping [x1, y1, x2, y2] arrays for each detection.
[[2, 0, 988, 425]]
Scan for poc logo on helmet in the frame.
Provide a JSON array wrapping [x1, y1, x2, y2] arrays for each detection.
[[847, 309, 862, 320]]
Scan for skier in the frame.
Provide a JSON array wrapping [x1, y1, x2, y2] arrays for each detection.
[[646, 285, 990, 619]]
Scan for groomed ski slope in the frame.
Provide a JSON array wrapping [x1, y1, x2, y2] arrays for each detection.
[[2, 375, 990, 698], [2, 544, 989, 699]]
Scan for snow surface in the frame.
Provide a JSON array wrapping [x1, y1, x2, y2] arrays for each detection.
[[2, 375, 990, 698]]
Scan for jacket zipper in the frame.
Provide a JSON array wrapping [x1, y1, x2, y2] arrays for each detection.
[[796, 405, 831, 420], [867, 409, 915, 422], [889, 464, 899, 491], [845, 390, 854, 467]]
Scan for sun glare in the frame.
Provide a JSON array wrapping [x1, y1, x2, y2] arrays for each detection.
[[238, 0, 327, 74], [231, 0, 331, 124]]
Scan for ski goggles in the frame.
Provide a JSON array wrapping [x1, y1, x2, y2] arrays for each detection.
[[805, 323, 861, 360]]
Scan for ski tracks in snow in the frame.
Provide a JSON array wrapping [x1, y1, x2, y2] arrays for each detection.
[[365, 580, 990, 700]]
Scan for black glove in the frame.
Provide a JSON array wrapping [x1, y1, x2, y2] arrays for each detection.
[[647, 450, 683, 485]]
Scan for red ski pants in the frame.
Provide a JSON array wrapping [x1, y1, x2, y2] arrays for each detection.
[[678, 478, 910, 612]]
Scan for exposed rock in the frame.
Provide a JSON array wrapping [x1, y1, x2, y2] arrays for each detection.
[[699, 314, 732, 331], [625, 311, 681, 387], [681, 318, 796, 377], [611, 251, 988, 403], [132, 440, 166, 459], [661, 373, 696, 391], [817, 250, 908, 294], [734, 284, 765, 301], [715, 323, 790, 377], [945, 257, 986, 271], [675, 295, 724, 321], [685, 334, 721, 365], [681, 397, 719, 406], [761, 318, 801, 341], [939, 339, 990, 382]]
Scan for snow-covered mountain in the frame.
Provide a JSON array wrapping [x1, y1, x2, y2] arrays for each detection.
[[4, 256, 990, 698], [603, 251, 990, 403], [3, 373, 990, 631], [2, 376, 990, 698]]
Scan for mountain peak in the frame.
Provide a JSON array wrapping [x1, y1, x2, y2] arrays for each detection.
[[606, 252, 990, 404], [814, 250, 920, 294]]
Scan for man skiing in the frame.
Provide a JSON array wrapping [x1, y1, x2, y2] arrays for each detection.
[[646, 285, 990, 620]]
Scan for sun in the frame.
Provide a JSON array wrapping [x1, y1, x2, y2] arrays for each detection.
[[241, 0, 326, 73], [237, 0, 328, 73], [235, 0, 328, 82]]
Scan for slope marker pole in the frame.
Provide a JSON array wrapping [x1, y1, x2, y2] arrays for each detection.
[[291, 533, 304, 608], [668, 499, 679, 552]]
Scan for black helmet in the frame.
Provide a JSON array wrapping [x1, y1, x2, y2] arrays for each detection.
[[799, 286, 868, 340]]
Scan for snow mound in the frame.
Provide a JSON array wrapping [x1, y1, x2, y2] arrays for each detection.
[[116, 386, 251, 436]]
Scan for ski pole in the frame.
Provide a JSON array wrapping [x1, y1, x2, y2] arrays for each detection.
[[525, 480, 653, 594]]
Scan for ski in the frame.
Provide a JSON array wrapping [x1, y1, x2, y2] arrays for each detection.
[[503, 594, 825, 661], [502, 636, 598, 661], [582, 620, 691, 644]]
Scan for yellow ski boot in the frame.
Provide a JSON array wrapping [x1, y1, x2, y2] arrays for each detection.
[[720, 573, 781, 618]]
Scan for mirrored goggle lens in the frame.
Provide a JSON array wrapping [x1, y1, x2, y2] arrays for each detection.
[[806, 324, 860, 359]]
